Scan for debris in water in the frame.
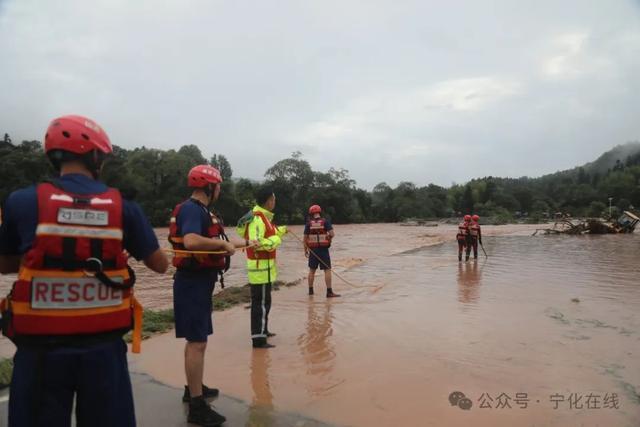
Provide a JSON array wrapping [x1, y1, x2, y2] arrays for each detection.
[[532, 211, 639, 236]]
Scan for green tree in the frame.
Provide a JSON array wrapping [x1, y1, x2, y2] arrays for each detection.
[[210, 154, 233, 180]]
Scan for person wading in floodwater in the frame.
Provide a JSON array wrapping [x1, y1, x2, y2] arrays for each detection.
[[0, 115, 169, 427], [236, 186, 287, 349], [169, 164, 249, 427], [468, 214, 483, 260], [304, 205, 340, 298], [457, 214, 472, 261]]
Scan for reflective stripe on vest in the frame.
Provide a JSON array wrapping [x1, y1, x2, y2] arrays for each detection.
[[2, 183, 134, 338], [168, 200, 227, 270], [457, 222, 470, 241], [306, 218, 330, 248]]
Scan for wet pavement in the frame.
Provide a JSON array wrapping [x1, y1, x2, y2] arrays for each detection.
[[0, 371, 332, 427]]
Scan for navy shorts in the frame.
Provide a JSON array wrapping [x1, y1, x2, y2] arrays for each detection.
[[9, 339, 135, 427], [173, 270, 217, 342], [308, 247, 331, 270]]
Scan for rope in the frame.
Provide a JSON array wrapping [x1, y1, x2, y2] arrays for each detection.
[[163, 245, 251, 255], [285, 227, 377, 290]]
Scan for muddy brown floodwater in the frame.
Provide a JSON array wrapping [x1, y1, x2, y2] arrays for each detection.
[[2, 224, 639, 426]]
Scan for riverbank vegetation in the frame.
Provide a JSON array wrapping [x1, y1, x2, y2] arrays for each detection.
[[1, 134, 639, 225]]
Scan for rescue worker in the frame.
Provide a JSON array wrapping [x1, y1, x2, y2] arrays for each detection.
[[457, 214, 472, 261], [169, 164, 249, 426], [236, 186, 287, 349], [0, 115, 168, 427], [468, 214, 483, 260], [304, 205, 340, 297]]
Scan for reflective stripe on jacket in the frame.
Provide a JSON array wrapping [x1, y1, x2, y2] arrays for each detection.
[[238, 205, 286, 284]]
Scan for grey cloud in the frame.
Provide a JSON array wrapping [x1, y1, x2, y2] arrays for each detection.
[[0, 0, 639, 189]]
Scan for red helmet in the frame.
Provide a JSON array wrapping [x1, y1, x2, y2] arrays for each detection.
[[309, 205, 322, 215], [45, 115, 112, 155], [463, 215, 472, 221], [472, 214, 480, 222], [188, 164, 222, 188]]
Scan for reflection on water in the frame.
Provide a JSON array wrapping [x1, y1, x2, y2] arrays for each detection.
[[457, 259, 483, 304], [297, 301, 338, 397], [247, 349, 274, 426]]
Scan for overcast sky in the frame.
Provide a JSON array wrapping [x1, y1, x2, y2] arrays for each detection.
[[1, 0, 639, 189]]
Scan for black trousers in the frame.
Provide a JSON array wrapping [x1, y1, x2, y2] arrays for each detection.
[[250, 283, 272, 345]]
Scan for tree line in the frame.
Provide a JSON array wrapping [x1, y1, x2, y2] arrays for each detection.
[[1, 134, 639, 226]]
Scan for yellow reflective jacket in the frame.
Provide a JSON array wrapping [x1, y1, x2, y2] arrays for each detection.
[[236, 205, 287, 284]]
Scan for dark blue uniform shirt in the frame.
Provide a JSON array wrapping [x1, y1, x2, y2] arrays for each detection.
[[173, 198, 220, 342]]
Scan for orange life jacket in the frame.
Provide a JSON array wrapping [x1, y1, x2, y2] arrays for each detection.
[[457, 221, 470, 240], [244, 211, 277, 261], [168, 200, 229, 271], [306, 217, 331, 248], [469, 222, 481, 238], [1, 182, 136, 341]]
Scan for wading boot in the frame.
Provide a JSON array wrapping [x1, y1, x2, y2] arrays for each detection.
[[465, 254, 470, 262], [308, 287, 314, 295], [327, 289, 341, 298], [458, 254, 462, 262], [183, 385, 220, 402], [253, 338, 276, 349], [188, 396, 226, 426]]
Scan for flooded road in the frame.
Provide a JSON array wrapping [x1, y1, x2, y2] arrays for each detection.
[[130, 226, 640, 427], [1, 224, 638, 426]]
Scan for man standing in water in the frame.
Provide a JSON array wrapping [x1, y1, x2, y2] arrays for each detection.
[[468, 214, 482, 260], [457, 214, 472, 261], [169, 164, 246, 426], [304, 205, 340, 297], [237, 186, 287, 349], [0, 115, 168, 426]]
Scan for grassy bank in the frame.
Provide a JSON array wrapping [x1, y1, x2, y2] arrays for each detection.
[[127, 278, 303, 342], [0, 279, 303, 387], [0, 358, 12, 389]]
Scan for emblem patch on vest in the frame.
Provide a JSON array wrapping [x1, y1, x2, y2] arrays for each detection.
[[57, 208, 109, 226]]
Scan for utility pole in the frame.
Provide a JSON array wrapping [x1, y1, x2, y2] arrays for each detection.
[[608, 197, 613, 218]]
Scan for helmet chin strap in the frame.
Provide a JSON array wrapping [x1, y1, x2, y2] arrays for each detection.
[[81, 150, 105, 179]]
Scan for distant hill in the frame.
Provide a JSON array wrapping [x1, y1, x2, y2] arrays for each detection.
[[533, 141, 640, 183], [582, 142, 640, 175]]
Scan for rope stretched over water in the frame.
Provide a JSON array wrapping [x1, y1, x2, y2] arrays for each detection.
[[284, 227, 380, 291], [163, 246, 250, 255]]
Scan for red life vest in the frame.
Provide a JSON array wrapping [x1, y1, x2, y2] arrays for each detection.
[[306, 217, 331, 248], [244, 211, 277, 261], [469, 222, 481, 238], [168, 200, 228, 271], [1, 182, 135, 339], [457, 221, 470, 241]]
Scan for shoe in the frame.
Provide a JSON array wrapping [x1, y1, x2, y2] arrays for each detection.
[[326, 290, 341, 298], [188, 397, 226, 426], [458, 255, 462, 261], [266, 331, 276, 337], [183, 385, 219, 402], [252, 341, 276, 349], [465, 255, 470, 261], [308, 287, 314, 295]]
